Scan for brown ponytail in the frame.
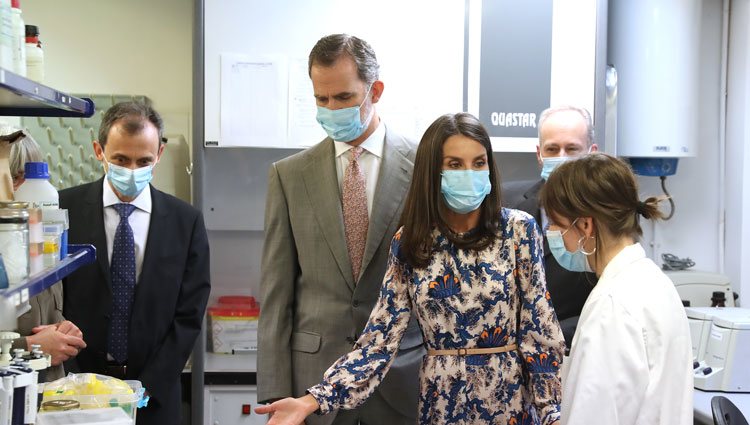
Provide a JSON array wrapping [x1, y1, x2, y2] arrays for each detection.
[[636, 196, 668, 220]]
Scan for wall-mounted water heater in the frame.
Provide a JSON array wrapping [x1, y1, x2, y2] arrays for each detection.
[[609, 0, 702, 176]]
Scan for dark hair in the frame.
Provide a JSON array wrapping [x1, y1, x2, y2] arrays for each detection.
[[98, 101, 164, 148], [540, 153, 665, 264], [399, 113, 502, 268], [308, 34, 379, 85]]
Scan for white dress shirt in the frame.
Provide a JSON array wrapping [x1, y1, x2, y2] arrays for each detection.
[[102, 179, 151, 282], [334, 122, 385, 216], [561, 243, 693, 425], [540, 206, 550, 231]]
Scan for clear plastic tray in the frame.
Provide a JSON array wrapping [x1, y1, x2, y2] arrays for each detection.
[[41, 374, 147, 420]]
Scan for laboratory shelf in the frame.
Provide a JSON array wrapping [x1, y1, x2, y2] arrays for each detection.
[[0, 244, 96, 316], [0, 68, 95, 117]]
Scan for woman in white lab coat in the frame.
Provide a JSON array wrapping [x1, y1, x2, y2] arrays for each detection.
[[539, 153, 693, 425]]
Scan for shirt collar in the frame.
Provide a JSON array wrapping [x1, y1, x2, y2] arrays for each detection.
[[334, 121, 385, 159], [102, 178, 152, 213]]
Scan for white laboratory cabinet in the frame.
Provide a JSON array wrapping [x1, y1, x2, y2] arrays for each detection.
[[204, 385, 266, 425], [203, 352, 264, 425]]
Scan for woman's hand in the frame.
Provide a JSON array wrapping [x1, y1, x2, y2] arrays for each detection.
[[254, 394, 319, 425]]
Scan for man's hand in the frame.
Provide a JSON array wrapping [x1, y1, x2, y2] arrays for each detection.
[[26, 326, 86, 366]]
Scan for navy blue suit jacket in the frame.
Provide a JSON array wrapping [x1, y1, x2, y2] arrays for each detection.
[[502, 179, 595, 322], [60, 179, 210, 425]]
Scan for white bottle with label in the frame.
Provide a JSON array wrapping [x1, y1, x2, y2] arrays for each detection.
[[14, 162, 59, 209], [24, 24, 42, 82], [0, 0, 12, 70], [10, 0, 24, 75]]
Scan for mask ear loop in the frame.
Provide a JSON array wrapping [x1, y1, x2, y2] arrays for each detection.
[[359, 84, 375, 128]]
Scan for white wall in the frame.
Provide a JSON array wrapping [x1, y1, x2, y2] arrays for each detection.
[[21, 0, 192, 117], [725, 0, 750, 305], [203, 0, 465, 148], [20, 0, 194, 199], [635, 0, 750, 305], [638, 0, 722, 273]]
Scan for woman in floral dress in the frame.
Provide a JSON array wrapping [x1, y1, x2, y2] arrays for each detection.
[[257, 113, 565, 425]]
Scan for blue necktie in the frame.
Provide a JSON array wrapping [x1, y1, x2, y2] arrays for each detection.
[[108, 203, 137, 364]]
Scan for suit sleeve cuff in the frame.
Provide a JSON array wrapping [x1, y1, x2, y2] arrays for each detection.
[[12, 337, 27, 351]]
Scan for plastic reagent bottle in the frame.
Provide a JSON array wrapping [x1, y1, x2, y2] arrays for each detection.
[[0, 0, 12, 70], [14, 162, 59, 209], [24, 23, 42, 82], [10, 0, 24, 75]]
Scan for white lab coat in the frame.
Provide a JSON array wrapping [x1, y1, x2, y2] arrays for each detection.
[[561, 243, 693, 425]]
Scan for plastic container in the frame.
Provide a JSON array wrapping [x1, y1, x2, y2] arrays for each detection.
[[0, 207, 29, 285], [25, 206, 43, 274], [0, 254, 9, 289], [0, 0, 12, 70], [42, 208, 69, 259], [24, 23, 41, 82], [42, 222, 63, 267], [37, 407, 133, 425], [14, 162, 59, 209], [208, 296, 260, 353], [10, 0, 23, 76], [41, 374, 146, 422]]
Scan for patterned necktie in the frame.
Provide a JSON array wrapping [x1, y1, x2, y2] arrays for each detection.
[[108, 203, 137, 364], [343, 146, 369, 281]]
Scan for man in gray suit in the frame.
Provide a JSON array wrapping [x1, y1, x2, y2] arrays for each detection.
[[502, 105, 598, 347], [257, 34, 423, 425]]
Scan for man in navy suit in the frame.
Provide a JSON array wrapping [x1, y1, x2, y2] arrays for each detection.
[[502, 105, 597, 347], [60, 101, 210, 425]]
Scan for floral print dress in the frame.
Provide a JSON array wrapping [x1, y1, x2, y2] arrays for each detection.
[[307, 208, 565, 424]]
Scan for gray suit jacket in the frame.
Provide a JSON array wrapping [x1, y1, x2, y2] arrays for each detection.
[[13, 283, 66, 381], [257, 127, 424, 424]]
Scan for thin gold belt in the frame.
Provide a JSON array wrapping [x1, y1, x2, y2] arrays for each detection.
[[426, 344, 518, 356]]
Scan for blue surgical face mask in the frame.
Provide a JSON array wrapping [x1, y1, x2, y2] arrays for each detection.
[[545, 219, 594, 273], [316, 85, 374, 142], [105, 161, 153, 198], [440, 170, 492, 214], [540, 156, 570, 181], [540, 146, 593, 180]]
